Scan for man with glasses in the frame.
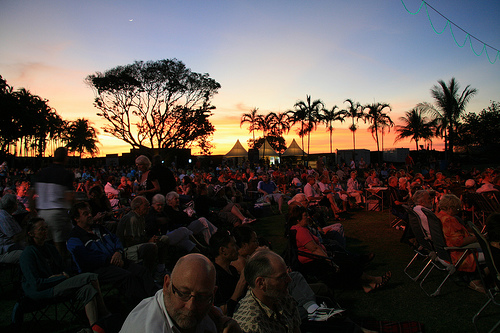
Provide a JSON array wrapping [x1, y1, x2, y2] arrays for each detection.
[[120, 253, 240, 333], [233, 250, 301, 333]]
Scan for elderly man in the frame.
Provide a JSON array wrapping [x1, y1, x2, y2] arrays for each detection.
[[117, 196, 159, 275], [120, 253, 240, 333], [233, 250, 301, 333], [257, 174, 283, 214], [146, 194, 199, 263], [165, 191, 217, 246], [0, 194, 25, 264]]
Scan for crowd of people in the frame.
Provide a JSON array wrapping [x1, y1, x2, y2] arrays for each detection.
[[1, 148, 500, 333]]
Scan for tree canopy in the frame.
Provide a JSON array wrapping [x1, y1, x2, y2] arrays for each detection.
[[86, 59, 221, 154], [0, 75, 66, 157]]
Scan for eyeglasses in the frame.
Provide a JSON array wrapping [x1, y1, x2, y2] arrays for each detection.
[[262, 268, 291, 282], [171, 283, 213, 304]]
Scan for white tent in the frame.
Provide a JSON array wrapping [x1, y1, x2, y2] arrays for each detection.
[[258, 139, 278, 158], [282, 139, 305, 156], [224, 140, 248, 158]]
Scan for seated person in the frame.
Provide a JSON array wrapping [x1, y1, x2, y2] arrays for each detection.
[[433, 172, 450, 194], [230, 226, 352, 325], [289, 206, 390, 293], [317, 174, 344, 214], [165, 191, 218, 245], [0, 194, 25, 264], [210, 230, 247, 317], [87, 185, 117, 232], [388, 176, 408, 221], [207, 186, 255, 226], [67, 202, 157, 304], [104, 176, 121, 210], [364, 169, 381, 188], [346, 171, 365, 207], [287, 194, 348, 253], [117, 196, 160, 275], [331, 175, 349, 212], [257, 174, 284, 214], [120, 253, 239, 333], [304, 175, 342, 220], [436, 194, 484, 293], [20, 217, 110, 332], [233, 250, 300, 332], [117, 176, 133, 201], [146, 194, 198, 252]]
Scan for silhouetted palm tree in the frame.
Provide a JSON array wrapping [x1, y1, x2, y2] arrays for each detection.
[[320, 105, 345, 155], [343, 99, 363, 160], [363, 102, 393, 163], [288, 95, 324, 162], [255, 112, 277, 160], [394, 105, 434, 151], [64, 118, 100, 162], [240, 107, 260, 149], [268, 111, 290, 155], [426, 78, 477, 160]]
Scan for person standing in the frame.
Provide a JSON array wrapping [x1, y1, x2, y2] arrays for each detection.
[[33, 147, 74, 259]]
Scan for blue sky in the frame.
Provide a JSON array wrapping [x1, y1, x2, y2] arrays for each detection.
[[1, 0, 499, 155]]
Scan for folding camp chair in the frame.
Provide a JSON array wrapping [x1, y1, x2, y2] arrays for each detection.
[[419, 208, 479, 297], [468, 221, 500, 333], [11, 294, 84, 329], [282, 229, 339, 284], [465, 193, 498, 231], [402, 206, 435, 282]]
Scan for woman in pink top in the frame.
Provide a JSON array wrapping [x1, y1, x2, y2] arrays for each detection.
[[289, 206, 390, 293]]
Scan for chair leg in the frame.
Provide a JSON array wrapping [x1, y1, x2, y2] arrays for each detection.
[[404, 253, 432, 281]]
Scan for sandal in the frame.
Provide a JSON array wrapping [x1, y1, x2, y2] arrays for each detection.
[[365, 277, 390, 293], [468, 281, 486, 294]]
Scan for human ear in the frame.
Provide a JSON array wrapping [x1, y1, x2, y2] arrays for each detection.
[[163, 274, 171, 294]]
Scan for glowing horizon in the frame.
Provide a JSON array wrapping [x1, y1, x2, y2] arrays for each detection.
[[1, 0, 498, 159]]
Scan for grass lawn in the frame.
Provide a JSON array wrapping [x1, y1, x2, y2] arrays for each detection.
[[252, 208, 500, 333], [1, 207, 499, 332]]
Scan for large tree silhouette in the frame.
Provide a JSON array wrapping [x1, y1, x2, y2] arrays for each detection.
[[86, 59, 220, 153]]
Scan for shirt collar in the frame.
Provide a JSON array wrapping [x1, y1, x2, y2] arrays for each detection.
[[249, 290, 283, 320]]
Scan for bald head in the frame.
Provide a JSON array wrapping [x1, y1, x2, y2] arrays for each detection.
[[171, 253, 216, 285], [163, 254, 216, 330]]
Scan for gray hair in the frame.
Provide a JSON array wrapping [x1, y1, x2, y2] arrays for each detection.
[[135, 155, 151, 169], [0, 194, 18, 212], [152, 194, 165, 204], [245, 250, 276, 289], [165, 191, 179, 202], [412, 190, 429, 205], [131, 196, 148, 210], [438, 194, 461, 212]]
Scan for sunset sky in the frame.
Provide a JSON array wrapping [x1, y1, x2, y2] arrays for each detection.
[[1, 0, 499, 156]]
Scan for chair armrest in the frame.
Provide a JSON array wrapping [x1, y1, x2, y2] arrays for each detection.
[[297, 250, 340, 270], [444, 242, 481, 251]]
